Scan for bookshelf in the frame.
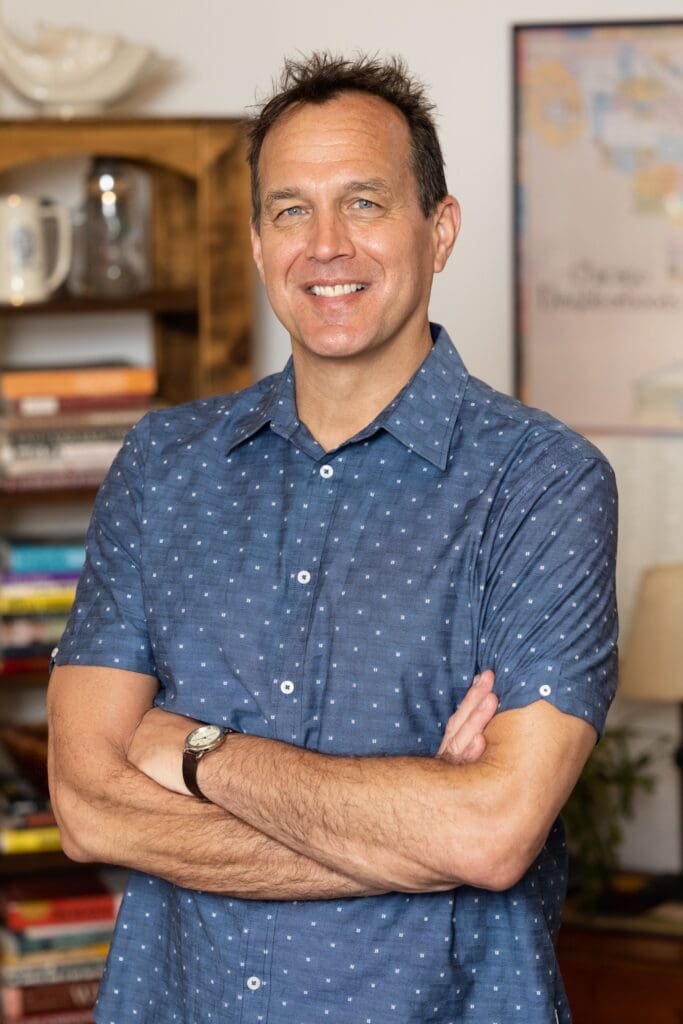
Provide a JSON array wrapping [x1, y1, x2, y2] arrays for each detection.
[[0, 119, 254, 877]]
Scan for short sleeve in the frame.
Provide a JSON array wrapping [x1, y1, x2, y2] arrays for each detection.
[[53, 415, 156, 676], [478, 453, 618, 736]]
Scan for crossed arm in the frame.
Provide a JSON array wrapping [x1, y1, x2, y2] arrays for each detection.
[[47, 663, 595, 897]]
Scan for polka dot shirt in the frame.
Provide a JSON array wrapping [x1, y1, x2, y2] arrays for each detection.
[[55, 324, 618, 1024]]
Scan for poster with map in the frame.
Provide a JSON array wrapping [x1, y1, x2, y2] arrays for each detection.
[[515, 22, 683, 432]]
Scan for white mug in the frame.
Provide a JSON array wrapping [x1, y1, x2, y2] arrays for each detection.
[[0, 193, 72, 305]]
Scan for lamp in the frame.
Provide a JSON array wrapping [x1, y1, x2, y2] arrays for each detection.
[[619, 563, 683, 892]]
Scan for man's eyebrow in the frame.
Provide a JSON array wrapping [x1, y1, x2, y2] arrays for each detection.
[[263, 188, 302, 211], [343, 179, 392, 195], [263, 179, 393, 212]]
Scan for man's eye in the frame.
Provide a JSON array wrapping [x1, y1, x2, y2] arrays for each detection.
[[279, 206, 303, 217], [355, 198, 377, 210]]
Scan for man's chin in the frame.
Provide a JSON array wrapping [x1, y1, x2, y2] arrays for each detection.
[[292, 328, 376, 362]]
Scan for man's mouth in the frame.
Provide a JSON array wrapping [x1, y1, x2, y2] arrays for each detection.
[[308, 283, 367, 297]]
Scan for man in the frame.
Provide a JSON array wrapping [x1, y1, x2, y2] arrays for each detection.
[[48, 53, 617, 1024]]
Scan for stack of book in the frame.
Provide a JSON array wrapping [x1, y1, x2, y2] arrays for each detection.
[[0, 868, 124, 1023], [0, 542, 85, 679], [0, 362, 157, 492], [0, 766, 59, 856]]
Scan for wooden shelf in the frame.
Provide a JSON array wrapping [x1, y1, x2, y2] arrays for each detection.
[[0, 289, 198, 316], [0, 850, 77, 877], [0, 485, 100, 504]]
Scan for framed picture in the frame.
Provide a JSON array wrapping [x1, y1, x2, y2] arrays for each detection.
[[514, 21, 683, 433]]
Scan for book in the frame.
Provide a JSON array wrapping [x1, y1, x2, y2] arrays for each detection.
[[4, 392, 152, 419], [1, 407, 148, 434], [0, 583, 77, 616], [1, 544, 85, 576], [0, 926, 112, 957], [0, 365, 157, 402], [1, 1010, 94, 1024], [3, 920, 115, 943], [2, 978, 100, 1018], [1, 870, 123, 932], [1, 938, 110, 969], [1, 616, 69, 649], [0, 826, 61, 855], [0, 470, 108, 494], [1, 955, 105, 987]]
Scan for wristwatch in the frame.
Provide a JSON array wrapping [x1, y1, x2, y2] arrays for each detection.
[[182, 724, 233, 801]]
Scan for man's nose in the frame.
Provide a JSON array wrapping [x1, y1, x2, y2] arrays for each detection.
[[306, 209, 355, 262]]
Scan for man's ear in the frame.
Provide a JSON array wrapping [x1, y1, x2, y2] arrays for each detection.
[[432, 196, 461, 274], [250, 221, 266, 284]]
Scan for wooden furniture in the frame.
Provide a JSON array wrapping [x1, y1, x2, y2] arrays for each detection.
[[558, 921, 683, 1023], [0, 118, 253, 843], [0, 117, 253, 404]]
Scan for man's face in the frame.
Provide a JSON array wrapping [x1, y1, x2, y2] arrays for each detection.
[[251, 91, 458, 364]]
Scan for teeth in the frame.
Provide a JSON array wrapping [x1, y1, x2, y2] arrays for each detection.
[[310, 283, 365, 296]]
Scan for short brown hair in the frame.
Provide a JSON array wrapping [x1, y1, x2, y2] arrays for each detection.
[[247, 52, 448, 226]]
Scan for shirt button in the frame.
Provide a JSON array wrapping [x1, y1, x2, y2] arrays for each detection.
[[51, 646, 59, 658], [320, 464, 334, 479], [539, 684, 552, 697], [246, 976, 261, 991], [280, 680, 294, 695], [297, 569, 311, 585]]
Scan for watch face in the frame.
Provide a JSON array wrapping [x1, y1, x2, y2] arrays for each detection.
[[187, 724, 223, 750]]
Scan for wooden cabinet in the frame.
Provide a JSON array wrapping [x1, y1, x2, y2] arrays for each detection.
[[0, 117, 253, 405], [558, 922, 683, 1023]]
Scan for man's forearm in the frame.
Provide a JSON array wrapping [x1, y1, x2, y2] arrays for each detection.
[[198, 733, 498, 891], [52, 754, 385, 900]]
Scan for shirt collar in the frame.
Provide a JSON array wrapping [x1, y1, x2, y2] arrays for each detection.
[[225, 323, 469, 470]]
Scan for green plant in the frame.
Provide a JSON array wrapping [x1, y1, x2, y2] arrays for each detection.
[[563, 725, 659, 909]]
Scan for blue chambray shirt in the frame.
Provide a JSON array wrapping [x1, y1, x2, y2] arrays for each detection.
[[55, 324, 618, 1024]]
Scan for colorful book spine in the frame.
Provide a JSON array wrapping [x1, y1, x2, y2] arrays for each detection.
[[0, 826, 61, 855], [0, 365, 157, 401], [2, 978, 100, 1017], [0, 926, 112, 956], [5, 893, 120, 932], [7, 392, 151, 418], [3, 546, 85, 575], [0, 587, 77, 616], [1, 957, 104, 988], [1, 1010, 94, 1024]]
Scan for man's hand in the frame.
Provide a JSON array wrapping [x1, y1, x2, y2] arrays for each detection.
[[127, 706, 200, 796], [437, 670, 498, 764]]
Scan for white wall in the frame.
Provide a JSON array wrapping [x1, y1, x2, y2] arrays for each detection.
[[3, 0, 682, 871]]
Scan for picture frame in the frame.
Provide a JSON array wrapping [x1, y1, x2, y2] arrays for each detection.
[[513, 20, 683, 434]]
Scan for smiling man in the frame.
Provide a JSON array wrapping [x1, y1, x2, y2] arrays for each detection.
[[48, 54, 618, 1024]]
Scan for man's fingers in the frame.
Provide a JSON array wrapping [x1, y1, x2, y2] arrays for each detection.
[[439, 691, 499, 763], [437, 670, 498, 762], [440, 669, 495, 741]]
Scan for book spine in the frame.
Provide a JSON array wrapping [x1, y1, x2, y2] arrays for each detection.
[[0, 592, 76, 616], [0, 470, 106, 493], [1, 958, 104, 988], [17, 920, 116, 941], [5, 546, 85, 575], [10, 393, 151, 417], [1, 366, 156, 401], [1, 1010, 94, 1024], [0, 928, 112, 956], [1, 618, 69, 648], [6, 894, 119, 932], [0, 826, 61, 855], [2, 978, 100, 1016]]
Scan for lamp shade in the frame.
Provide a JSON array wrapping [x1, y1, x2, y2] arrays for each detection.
[[619, 563, 683, 702]]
